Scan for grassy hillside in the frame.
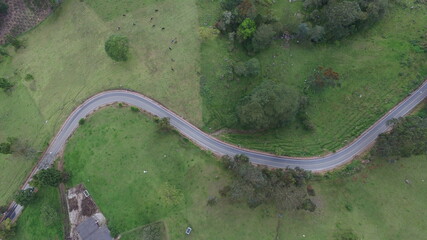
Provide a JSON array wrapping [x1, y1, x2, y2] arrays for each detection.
[[198, 0, 427, 156], [62, 107, 427, 239], [0, 0, 202, 205]]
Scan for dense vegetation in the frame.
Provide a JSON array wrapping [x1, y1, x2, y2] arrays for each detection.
[[373, 113, 427, 159], [104, 34, 129, 62], [30, 168, 64, 188], [302, 0, 388, 41], [220, 154, 316, 211]]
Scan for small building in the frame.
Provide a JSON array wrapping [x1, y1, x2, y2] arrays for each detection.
[[76, 216, 113, 240]]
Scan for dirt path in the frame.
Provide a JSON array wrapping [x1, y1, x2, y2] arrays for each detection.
[[57, 157, 71, 240]]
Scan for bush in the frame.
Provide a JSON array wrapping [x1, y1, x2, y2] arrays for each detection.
[[104, 34, 129, 61], [0, 205, 8, 214], [79, 118, 85, 125], [25, 74, 34, 81], [0, 142, 11, 154], [5, 35, 24, 50], [15, 188, 36, 206], [307, 185, 316, 196], [199, 27, 220, 41], [0, 78, 14, 91], [233, 58, 260, 78], [299, 198, 316, 212], [130, 106, 139, 112], [305, 67, 340, 92], [0, 0, 8, 14], [158, 117, 172, 131]]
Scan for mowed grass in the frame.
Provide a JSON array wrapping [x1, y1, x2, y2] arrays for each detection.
[[11, 187, 63, 240], [63, 107, 427, 239], [199, 0, 427, 156], [0, 0, 201, 204]]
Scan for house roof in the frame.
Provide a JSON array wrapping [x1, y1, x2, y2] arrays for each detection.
[[76, 216, 113, 240]]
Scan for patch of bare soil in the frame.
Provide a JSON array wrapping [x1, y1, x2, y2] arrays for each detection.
[[0, 0, 53, 44], [68, 197, 78, 212], [81, 197, 97, 217]]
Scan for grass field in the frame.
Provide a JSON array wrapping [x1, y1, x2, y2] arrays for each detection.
[[0, 0, 202, 205], [61, 107, 427, 239], [198, 0, 427, 156], [11, 187, 63, 240], [0, 0, 426, 231]]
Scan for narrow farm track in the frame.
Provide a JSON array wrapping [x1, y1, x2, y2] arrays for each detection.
[[3, 80, 427, 222]]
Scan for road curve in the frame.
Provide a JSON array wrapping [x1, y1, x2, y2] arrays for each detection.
[[3, 80, 427, 222]]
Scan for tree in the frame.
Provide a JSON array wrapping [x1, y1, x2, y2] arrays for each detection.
[[0, 0, 8, 14], [15, 188, 36, 206], [31, 168, 63, 187], [0, 78, 14, 91], [0, 219, 16, 239], [252, 24, 276, 52], [158, 117, 172, 131], [105, 34, 129, 62], [237, 18, 256, 40], [238, 80, 300, 130]]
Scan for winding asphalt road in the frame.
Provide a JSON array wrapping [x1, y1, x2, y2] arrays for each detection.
[[3, 80, 427, 221]]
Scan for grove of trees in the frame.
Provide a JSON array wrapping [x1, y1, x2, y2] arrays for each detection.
[[30, 168, 63, 188], [219, 154, 316, 211], [372, 116, 427, 159], [302, 0, 389, 41]]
